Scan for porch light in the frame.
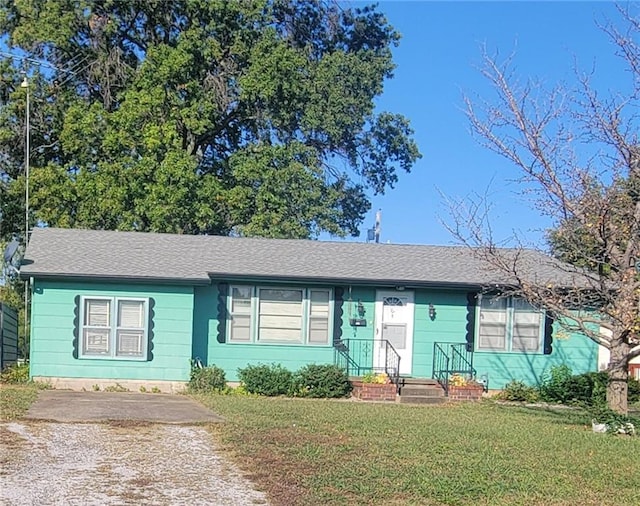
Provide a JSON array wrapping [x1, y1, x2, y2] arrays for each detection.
[[429, 303, 437, 321]]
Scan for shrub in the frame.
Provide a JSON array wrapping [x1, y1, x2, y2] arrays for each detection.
[[294, 364, 352, 398], [539, 364, 574, 403], [540, 366, 638, 406], [188, 362, 227, 393], [0, 363, 29, 384], [562, 372, 597, 404], [587, 371, 609, 404], [238, 363, 293, 396], [628, 377, 640, 403], [495, 380, 539, 402]]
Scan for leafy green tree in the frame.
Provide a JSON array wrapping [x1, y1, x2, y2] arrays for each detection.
[[0, 0, 421, 242]]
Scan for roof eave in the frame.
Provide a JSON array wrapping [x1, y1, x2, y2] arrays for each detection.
[[206, 272, 490, 290], [19, 271, 211, 286]]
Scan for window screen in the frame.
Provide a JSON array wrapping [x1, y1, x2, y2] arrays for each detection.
[[82, 299, 112, 355], [478, 297, 507, 350], [230, 286, 253, 342], [115, 300, 145, 357], [308, 290, 330, 344]]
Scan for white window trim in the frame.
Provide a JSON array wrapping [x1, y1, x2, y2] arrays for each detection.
[[79, 296, 149, 361], [475, 294, 545, 354], [227, 285, 333, 346]]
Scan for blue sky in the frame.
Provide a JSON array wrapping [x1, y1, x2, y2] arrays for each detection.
[[2, 2, 627, 247], [351, 0, 626, 247]]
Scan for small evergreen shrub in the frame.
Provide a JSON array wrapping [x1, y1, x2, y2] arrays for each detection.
[[586, 371, 609, 405], [539, 364, 574, 403], [539, 366, 639, 406], [495, 380, 539, 402], [238, 363, 293, 396], [0, 363, 29, 384], [293, 364, 352, 398], [188, 362, 227, 393], [561, 372, 596, 404]]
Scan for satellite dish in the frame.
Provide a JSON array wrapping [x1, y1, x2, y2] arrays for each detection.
[[3, 240, 20, 264]]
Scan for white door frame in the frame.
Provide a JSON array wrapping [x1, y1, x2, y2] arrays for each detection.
[[374, 290, 415, 376]]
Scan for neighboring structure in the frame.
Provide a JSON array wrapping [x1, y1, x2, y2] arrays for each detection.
[[0, 303, 19, 370], [20, 228, 598, 392]]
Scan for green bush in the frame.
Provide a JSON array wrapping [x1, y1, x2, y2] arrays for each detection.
[[539, 364, 574, 403], [238, 363, 293, 396], [628, 377, 640, 403], [188, 362, 227, 393], [293, 364, 352, 398], [495, 380, 539, 402], [0, 363, 29, 384], [540, 366, 639, 406]]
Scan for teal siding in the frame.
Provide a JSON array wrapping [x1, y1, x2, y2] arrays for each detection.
[[193, 284, 335, 382], [313, 286, 597, 388], [413, 289, 469, 378], [31, 278, 598, 389], [333, 288, 470, 377], [30, 280, 194, 381], [340, 287, 376, 342], [471, 322, 598, 389]]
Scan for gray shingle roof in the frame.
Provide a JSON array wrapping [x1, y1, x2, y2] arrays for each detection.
[[20, 227, 581, 288]]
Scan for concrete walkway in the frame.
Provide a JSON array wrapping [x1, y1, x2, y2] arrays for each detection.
[[25, 390, 224, 424]]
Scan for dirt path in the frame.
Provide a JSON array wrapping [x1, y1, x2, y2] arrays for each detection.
[[0, 421, 268, 506]]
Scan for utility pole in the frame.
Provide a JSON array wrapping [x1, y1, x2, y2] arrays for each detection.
[[20, 74, 30, 346], [21, 74, 29, 244]]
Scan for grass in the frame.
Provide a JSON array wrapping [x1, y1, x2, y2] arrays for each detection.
[[193, 396, 640, 506], [0, 383, 42, 421]]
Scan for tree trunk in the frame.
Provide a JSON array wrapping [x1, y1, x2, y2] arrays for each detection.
[[607, 341, 629, 414]]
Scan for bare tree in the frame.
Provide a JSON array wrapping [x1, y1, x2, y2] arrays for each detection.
[[451, 5, 640, 413]]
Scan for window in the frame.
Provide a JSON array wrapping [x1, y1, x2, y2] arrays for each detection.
[[81, 297, 148, 360], [228, 286, 332, 345], [308, 290, 330, 344], [229, 287, 252, 342], [258, 288, 303, 342], [477, 295, 543, 353]]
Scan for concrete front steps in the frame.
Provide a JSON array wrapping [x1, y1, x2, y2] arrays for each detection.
[[397, 378, 446, 404]]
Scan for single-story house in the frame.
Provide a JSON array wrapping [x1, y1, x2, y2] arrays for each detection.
[[20, 227, 599, 392]]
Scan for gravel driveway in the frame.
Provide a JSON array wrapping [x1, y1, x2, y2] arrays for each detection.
[[0, 421, 269, 506]]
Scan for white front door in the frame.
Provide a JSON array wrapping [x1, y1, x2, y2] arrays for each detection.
[[374, 290, 414, 376]]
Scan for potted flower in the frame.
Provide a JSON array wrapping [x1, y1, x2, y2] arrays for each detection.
[[351, 372, 397, 401], [448, 374, 484, 401]]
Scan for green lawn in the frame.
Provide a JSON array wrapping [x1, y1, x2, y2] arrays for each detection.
[[194, 395, 640, 506], [0, 383, 41, 421]]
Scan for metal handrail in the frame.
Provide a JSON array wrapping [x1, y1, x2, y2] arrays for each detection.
[[432, 341, 476, 395], [384, 340, 401, 391], [450, 343, 475, 376], [334, 338, 401, 392], [432, 342, 450, 393]]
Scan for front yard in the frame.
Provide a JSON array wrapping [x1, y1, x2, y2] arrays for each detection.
[[3, 385, 639, 505], [196, 395, 640, 506]]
